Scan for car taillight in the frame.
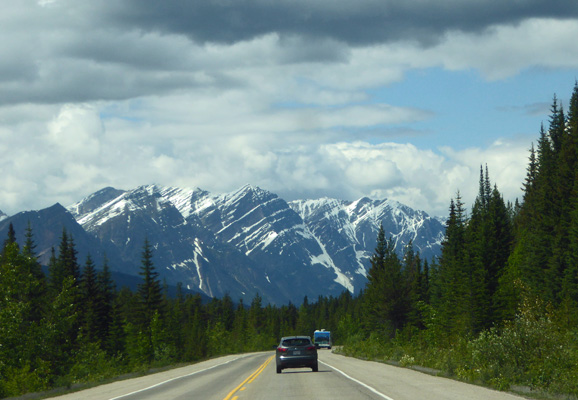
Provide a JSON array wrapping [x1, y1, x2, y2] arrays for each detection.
[[306, 346, 316, 351], [277, 347, 287, 352]]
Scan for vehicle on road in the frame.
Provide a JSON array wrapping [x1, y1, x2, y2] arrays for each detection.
[[314, 329, 331, 349], [275, 336, 318, 373]]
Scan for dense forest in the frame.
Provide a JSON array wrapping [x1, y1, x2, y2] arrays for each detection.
[[2, 82, 578, 398], [0, 227, 361, 397]]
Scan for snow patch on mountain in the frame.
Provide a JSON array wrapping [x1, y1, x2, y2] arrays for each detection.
[[308, 231, 355, 293], [63, 183, 444, 304]]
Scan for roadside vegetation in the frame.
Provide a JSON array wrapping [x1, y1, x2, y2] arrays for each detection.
[[1, 83, 578, 399], [0, 228, 355, 398], [341, 82, 578, 399]]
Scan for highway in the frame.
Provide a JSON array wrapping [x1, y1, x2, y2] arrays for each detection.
[[50, 351, 527, 400]]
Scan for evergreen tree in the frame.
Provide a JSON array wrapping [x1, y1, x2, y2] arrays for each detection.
[[136, 239, 164, 363], [1, 223, 18, 254], [0, 223, 18, 269], [515, 124, 555, 300], [561, 83, 578, 324], [96, 257, 116, 353], [402, 242, 424, 330], [49, 229, 80, 291], [19, 223, 46, 322], [0, 240, 48, 396], [362, 224, 387, 334], [80, 254, 99, 343], [249, 292, 264, 337], [362, 225, 409, 338], [464, 168, 491, 332], [42, 274, 81, 378], [296, 295, 315, 335], [231, 299, 249, 352], [548, 94, 565, 155], [221, 293, 236, 332], [432, 194, 469, 338], [137, 238, 163, 326]]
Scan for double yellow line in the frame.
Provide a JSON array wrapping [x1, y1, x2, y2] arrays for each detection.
[[223, 354, 275, 400]]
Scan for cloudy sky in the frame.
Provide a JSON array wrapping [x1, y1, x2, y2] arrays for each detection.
[[1, 0, 578, 218]]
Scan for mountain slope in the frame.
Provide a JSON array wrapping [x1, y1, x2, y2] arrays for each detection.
[[185, 185, 352, 301], [68, 185, 281, 303], [289, 197, 445, 292], [1, 184, 445, 305]]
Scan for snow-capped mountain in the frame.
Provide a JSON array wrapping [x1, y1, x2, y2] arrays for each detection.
[[184, 185, 351, 302], [67, 185, 275, 303], [289, 197, 445, 293], [1, 184, 445, 305], [0, 209, 7, 222], [291, 196, 444, 262]]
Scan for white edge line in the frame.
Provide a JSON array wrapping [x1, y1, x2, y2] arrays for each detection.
[[319, 360, 395, 400], [109, 355, 250, 400]]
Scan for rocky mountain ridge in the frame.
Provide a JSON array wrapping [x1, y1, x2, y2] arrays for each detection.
[[0, 184, 445, 304]]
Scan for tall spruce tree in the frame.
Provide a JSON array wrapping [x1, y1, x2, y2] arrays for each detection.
[[136, 238, 164, 363], [97, 257, 117, 353], [464, 167, 491, 333], [433, 193, 469, 337], [402, 242, 425, 330], [362, 225, 409, 338], [507, 85, 578, 321], [561, 83, 578, 324], [362, 224, 388, 334], [0, 236, 48, 395], [137, 238, 163, 328], [80, 254, 99, 343], [49, 229, 80, 291]]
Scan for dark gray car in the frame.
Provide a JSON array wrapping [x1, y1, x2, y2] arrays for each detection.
[[275, 336, 318, 373]]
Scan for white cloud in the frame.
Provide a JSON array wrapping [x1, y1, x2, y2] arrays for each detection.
[[439, 138, 529, 208], [427, 18, 578, 80], [0, 3, 565, 218], [46, 104, 103, 159]]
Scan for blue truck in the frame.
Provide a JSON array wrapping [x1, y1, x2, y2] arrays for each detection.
[[313, 329, 331, 349]]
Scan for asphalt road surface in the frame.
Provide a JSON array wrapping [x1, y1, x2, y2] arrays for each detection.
[[49, 351, 527, 400]]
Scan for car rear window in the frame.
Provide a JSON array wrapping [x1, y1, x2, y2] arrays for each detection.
[[282, 338, 311, 346]]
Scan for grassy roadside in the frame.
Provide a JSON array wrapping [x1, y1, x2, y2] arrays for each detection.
[[334, 314, 578, 400]]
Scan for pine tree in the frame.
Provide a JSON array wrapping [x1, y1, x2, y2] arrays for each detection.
[[136, 238, 163, 363], [296, 295, 315, 336], [487, 185, 514, 323], [0, 240, 48, 395], [96, 257, 116, 353], [362, 224, 388, 334], [403, 242, 424, 330], [432, 194, 469, 338], [362, 225, 409, 338], [561, 82, 578, 324], [548, 94, 565, 155], [80, 254, 99, 343], [2, 222, 17, 247], [232, 299, 249, 352], [0, 223, 18, 266], [221, 293, 236, 332], [19, 223, 46, 322], [49, 229, 80, 291], [519, 124, 555, 300], [249, 292, 264, 336], [137, 238, 163, 326]]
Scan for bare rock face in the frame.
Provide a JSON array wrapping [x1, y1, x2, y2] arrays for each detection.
[[1, 184, 444, 305]]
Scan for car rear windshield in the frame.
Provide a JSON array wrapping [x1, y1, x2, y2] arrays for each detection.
[[282, 338, 311, 346]]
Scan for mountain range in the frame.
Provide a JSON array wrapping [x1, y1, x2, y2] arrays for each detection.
[[0, 184, 446, 305]]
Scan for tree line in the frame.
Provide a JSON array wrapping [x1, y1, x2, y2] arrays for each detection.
[[0, 226, 360, 397], [347, 82, 578, 396]]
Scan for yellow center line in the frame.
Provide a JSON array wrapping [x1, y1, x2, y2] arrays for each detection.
[[223, 355, 274, 400]]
